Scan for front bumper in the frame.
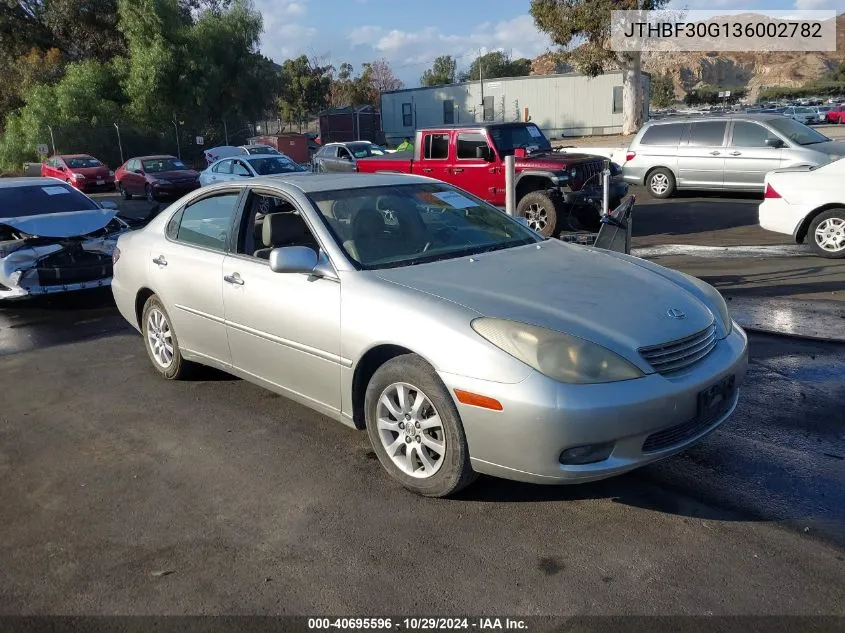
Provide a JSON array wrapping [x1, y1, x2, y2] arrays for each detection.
[[153, 182, 200, 197], [439, 323, 748, 484], [79, 178, 116, 192], [563, 180, 629, 207], [0, 276, 112, 301]]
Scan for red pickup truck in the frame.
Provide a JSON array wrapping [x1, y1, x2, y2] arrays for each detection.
[[355, 122, 628, 236]]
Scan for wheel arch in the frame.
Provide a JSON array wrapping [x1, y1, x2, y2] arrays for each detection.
[[644, 165, 675, 185], [350, 343, 424, 430], [134, 287, 156, 329], [515, 172, 556, 200], [794, 203, 845, 244]]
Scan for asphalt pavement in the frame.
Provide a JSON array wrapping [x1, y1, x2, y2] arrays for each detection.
[[0, 187, 844, 616]]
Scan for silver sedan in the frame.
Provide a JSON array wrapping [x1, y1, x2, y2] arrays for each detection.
[[111, 173, 748, 497], [199, 154, 308, 186]]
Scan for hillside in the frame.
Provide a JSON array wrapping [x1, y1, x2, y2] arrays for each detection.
[[532, 13, 845, 102]]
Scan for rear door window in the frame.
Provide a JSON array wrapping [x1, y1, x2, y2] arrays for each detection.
[[687, 121, 728, 147], [639, 124, 684, 146], [423, 134, 450, 160], [174, 192, 241, 251]]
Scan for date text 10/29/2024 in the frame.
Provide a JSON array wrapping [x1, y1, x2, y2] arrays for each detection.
[[307, 618, 529, 630]]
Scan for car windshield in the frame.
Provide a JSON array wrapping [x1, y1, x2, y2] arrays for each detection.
[[0, 183, 99, 218], [64, 157, 102, 168], [308, 183, 542, 270], [767, 117, 830, 145], [488, 124, 552, 155], [247, 146, 280, 155], [247, 156, 306, 175], [347, 144, 387, 159], [143, 158, 188, 172]]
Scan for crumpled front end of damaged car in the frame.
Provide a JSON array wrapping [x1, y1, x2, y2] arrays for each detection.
[[0, 228, 126, 300]]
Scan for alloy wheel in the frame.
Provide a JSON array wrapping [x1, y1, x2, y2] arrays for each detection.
[[650, 173, 669, 195], [523, 202, 548, 232], [814, 217, 845, 253], [375, 382, 446, 479], [146, 308, 174, 369]]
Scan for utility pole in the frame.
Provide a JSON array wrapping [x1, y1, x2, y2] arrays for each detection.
[[47, 125, 56, 154], [222, 117, 229, 145], [479, 54, 485, 122], [172, 115, 181, 159], [113, 122, 124, 165]]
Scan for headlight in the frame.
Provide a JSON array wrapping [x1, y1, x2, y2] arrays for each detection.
[[471, 318, 644, 384], [157, 179, 172, 185], [681, 274, 732, 338], [109, 170, 115, 176], [570, 168, 578, 178], [72, 173, 85, 180]]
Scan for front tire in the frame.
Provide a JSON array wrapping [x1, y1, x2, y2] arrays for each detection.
[[365, 354, 477, 497], [516, 191, 561, 237], [646, 168, 675, 198], [141, 296, 193, 379], [808, 208, 845, 258]]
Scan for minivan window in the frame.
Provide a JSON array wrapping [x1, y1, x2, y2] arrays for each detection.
[[687, 121, 727, 147], [639, 124, 684, 146], [767, 117, 830, 146], [730, 122, 779, 148]]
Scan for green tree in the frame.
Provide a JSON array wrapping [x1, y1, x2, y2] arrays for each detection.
[[460, 51, 531, 82], [530, 0, 668, 134], [279, 55, 332, 129], [420, 55, 457, 87], [650, 73, 675, 109]]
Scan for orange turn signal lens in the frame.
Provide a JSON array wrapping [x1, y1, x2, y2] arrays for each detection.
[[454, 389, 503, 411]]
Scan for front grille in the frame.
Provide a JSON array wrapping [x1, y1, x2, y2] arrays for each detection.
[[642, 390, 735, 453], [639, 323, 717, 375], [571, 161, 604, 191], [36, 249, 112, 286]]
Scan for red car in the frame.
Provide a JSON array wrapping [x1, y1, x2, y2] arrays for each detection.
[[826, 105, 845, 124], [114, 155, 200, 202], [41, 154, 116, 192]]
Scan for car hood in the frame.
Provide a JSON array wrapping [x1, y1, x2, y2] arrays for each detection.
[[802, 140, 845, 158], [374, 241, 715, 357], [0, 209, 117, 238], [515, 152, 604, 171], [150, 170, 199, 180]]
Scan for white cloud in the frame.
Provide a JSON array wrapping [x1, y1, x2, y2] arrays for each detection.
[[255, 0, 315, 60], [348, 25, 386, 47]]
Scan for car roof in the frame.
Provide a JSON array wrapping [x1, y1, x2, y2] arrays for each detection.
[[55, 154, 95, 159], [644, 113, 786, 125], [133, 155, 178, 161], [0, 177, 72, 189], [228, 173, 433, 193], [419, 122, 534, 131]]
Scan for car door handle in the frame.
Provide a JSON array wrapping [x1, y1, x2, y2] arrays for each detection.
[[422, 168, 433, 173], [152, 255, 167, 267], [709, 151, 721, 155], [729, 151, 741, 156], [223, 273, 244, 286], [453, 168, 464, 173]]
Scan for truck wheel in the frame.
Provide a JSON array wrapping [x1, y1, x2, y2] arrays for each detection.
[[516, 191, 560, 237]]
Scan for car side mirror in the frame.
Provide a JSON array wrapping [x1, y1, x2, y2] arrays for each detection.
[[269, 246, 318, 275], [765, 138, 784, 148], [475, 146, 493, 161]]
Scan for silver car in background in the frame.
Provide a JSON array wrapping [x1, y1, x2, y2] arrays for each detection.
[[199, 154, 308, 186], [623, 114, 845, 198], [312, 141, 388, 173], [111, 173, 747, 497]]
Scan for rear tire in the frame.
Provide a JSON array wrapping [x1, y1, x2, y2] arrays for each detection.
[[516, 191, 561, 237], [365, 354, 477, 497], [119, 182, 132, 200], [141, 296, 194, 380], [808, 208, 845, 259], [646, 168, 675, 198]]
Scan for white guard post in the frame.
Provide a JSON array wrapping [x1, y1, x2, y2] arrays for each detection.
[[504, 155, 516, 216]]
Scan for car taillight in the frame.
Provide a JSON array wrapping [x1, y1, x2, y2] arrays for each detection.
[[625, 151, 636, 162], [764, 183, 781, 199], [112, 246, 121, 265]]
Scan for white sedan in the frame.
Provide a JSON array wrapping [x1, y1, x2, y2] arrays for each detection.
[[199, 154, 308, 186], [759, 159, 845, 258]]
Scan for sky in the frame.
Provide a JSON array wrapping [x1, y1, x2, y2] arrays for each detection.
[[253, 0, 844, 88]]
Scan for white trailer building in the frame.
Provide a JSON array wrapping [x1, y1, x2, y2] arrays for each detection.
[[380, 72, 650, 146]]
